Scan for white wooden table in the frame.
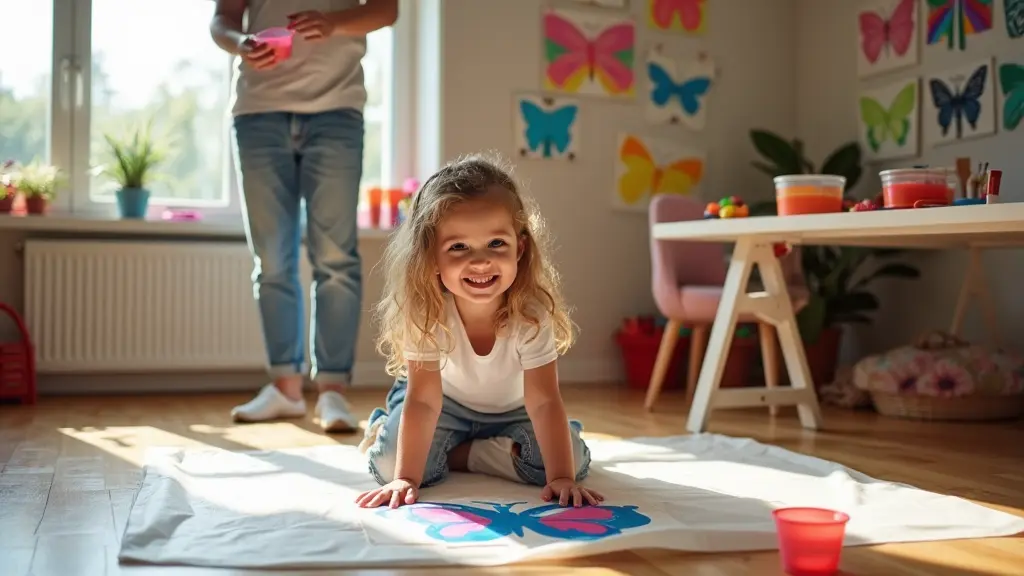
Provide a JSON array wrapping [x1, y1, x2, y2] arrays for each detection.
[[651, 203, 1024, 433]]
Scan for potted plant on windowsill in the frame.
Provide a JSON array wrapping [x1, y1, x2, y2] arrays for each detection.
[[747, 129, 921, 387], [10, 161, 65, 215], [1, 160, 18, 213], [96, 122, 167, 219]]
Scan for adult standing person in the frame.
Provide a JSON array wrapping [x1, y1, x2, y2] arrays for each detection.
[[210, 0, 398, 432]]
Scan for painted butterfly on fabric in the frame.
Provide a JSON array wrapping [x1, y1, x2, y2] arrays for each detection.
[[385, 501, 652, 543], [929, 64, 988, 138], [647, 62, 712, 120], [999, 63, 1024, 131], [544, 12, 635, 96], [859, 81, 917, 152], [518, 99, 579, 160], [858, 0, 916, 64]]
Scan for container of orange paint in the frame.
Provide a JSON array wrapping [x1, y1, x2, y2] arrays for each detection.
[[773, 175, 846, 216], [879, 168, 954, 209]]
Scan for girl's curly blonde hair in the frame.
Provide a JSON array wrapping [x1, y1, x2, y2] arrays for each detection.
[[375, 153, 575, 377]]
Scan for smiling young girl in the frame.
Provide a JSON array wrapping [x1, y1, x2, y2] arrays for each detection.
[[356, 155, 602, 509]]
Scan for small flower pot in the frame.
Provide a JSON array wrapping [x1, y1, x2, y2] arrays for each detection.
[[25, 196, 49, 215], [0, 190, 15, 213], [116, 187, 150, 219]]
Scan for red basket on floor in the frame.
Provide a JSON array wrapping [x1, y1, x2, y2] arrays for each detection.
[[0, 302, 37, 404]]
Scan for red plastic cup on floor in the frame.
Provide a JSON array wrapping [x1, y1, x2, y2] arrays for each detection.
[[773, 507, 850, 576], [254, 27, 294, 62]]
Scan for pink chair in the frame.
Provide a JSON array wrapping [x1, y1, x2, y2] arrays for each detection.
[[645, 195, 809, 413]]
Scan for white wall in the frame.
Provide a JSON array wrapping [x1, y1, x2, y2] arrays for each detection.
[[796, 0, 1024, 359], [0, 0, 801, 389]]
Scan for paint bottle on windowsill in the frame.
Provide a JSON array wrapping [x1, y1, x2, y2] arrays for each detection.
[[985, 170, 1001, 204]]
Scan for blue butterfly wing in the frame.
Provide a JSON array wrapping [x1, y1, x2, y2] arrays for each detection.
[[519, 101, 549, 153], [516, 504, 653, 541], [546, 105, 578, 153], [399, 502, 521, 543], [677, 76, 712, 115], [647, 62, 675, 107], [959, 65, 989, 127], [929, 78, 957, 135]]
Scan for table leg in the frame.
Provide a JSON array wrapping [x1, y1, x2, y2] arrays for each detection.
[[950, 247, 1002, 349], [685, 239, 823, 433]]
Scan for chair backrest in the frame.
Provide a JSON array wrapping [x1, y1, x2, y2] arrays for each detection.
[[648, 195, 728, 315]]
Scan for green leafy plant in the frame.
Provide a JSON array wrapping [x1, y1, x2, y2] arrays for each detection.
[[797, 247, 920, 344], [745, 129, 920, 343], [748, 129, 863, 216], [97, 121, 168, 189], [10, 161, 65, 200]]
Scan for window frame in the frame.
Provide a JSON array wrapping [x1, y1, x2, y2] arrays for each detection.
[[40, 0, 407, 224]]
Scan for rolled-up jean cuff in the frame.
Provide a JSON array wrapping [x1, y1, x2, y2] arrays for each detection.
[[312, 371, 351, 386], [268, 364, 304, 379]]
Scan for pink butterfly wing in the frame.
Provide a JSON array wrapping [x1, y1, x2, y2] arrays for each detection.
[[593, 23, 635, 92], [537, 506, 616, 536], [544, 12, 593, 87], [859, 11, 887, 63], [407, 506, 494, 538], [887, 0, 916, 56]]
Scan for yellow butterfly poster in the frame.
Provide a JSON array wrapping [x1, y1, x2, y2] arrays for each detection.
[[613, 133, 705, 212], [856, 77, 921, 161]]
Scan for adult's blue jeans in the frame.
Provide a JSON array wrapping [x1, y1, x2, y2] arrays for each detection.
[[233, 108, 364, 386]]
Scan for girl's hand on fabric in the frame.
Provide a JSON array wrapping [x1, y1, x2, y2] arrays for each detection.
[[238, 37, 278, 70], [287, 11, 332, 41], [355, 478, 419, 509], [541, 477, 605, 507]]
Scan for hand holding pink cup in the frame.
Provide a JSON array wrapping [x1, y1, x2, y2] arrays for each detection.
[[254, 27, 295, 63]]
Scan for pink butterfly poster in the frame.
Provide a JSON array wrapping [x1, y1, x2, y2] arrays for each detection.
[[647, 0, 707, 35], [543, 8, 636, 98], [856, 0, 919, 78]]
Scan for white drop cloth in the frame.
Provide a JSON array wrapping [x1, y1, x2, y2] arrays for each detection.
[[117, 434, 1024, 569]]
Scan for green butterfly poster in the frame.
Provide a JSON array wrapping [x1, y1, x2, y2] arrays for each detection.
[[857, 77, 921, 161]]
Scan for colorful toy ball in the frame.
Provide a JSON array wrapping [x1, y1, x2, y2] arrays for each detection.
[[773, 242, 793, 257], [704, 196, 749, 219], [703, 202, 720, 219]]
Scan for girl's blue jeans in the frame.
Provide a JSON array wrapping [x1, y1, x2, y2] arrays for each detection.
[[365, 378, 592, 487]]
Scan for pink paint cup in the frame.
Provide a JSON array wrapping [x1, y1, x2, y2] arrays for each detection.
[[254, 27, 295, 63], [772, 507, 850, 576]]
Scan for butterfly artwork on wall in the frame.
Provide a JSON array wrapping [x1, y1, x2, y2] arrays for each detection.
[[998, 62, 1024, 131], [614, 134, 704, 212], [543, 8, 636, 98], [513, 95, 580, 161], [647, 0, 707, 35], [1006, 0, 1024, 39], [857, 78, 920, 161], [644, 48, 715, 129], [925, 0, 994, 51], [925, 59, 996, 146], [856, 0, 919, 78], [382, 501, 653, 544]]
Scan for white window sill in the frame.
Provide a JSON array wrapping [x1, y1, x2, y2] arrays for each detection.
[[0, 213, 394, 241]]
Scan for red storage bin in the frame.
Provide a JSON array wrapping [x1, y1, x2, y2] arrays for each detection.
[[616, 325, 688, 390], [0, 303, 37, 404]]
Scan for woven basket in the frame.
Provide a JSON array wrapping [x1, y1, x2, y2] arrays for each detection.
[[870, 392, 1024, 421]]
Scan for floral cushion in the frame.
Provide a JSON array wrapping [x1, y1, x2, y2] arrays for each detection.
[[853, 339, 1024, 398]]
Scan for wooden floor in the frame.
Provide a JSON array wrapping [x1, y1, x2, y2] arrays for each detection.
[[1, 384, 1022, 576]]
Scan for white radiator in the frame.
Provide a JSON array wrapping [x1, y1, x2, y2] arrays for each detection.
[[23, 239, 278, 373]]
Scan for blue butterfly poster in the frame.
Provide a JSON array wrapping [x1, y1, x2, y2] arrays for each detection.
[[924, 58, 996, 147], [513, 94, 580, 161], [644, 49, 715, 129]]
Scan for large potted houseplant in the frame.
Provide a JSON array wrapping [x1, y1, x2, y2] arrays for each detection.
[[97, 122, 167, 219], [11, 161, 64, 215], [747, 129, 921, 386]]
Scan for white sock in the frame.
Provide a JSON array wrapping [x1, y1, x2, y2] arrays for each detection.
[[467, 437, 522, 483]]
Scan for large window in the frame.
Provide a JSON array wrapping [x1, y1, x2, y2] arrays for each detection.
[[0, 0, 396, 221]]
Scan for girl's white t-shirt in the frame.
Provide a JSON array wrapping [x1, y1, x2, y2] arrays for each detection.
[[403, 295, 559, 414]]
